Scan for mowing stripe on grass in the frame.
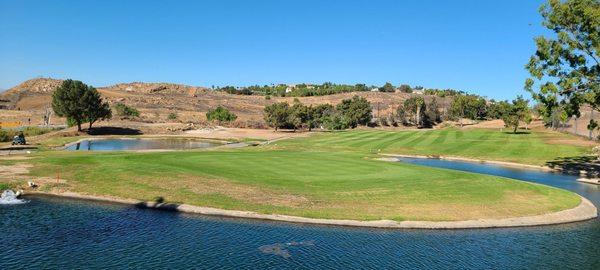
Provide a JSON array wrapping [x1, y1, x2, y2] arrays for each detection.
[[346, 131, 394, 147], [372, 131, 417, 150], [404, 130, 434, 147], [431, 129, 450, 145]]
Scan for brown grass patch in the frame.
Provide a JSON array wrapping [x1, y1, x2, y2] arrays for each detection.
[[149, 175, 312, 208]]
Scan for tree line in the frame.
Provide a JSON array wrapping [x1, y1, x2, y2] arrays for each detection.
[[263, 96, 372, 131], [214, 82, 485, 99]]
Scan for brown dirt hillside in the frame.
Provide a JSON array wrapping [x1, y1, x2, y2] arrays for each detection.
[[0, 78, 451, 127]]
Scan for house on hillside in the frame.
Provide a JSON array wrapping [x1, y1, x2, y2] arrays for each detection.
[[285, 84, 295, 93]]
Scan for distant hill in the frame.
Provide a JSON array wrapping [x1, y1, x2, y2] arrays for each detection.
[[0, 78, 452, 126]]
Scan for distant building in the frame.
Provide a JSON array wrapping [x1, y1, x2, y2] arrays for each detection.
[[285, 84, 295, 93]]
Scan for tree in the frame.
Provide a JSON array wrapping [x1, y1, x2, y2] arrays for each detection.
[[379, 82, 395, 92], [307, 104, 334, 131], [264, 102, 290, 131], [525, 0, 599, 135], [502, 96, 531, 133], [322, 112, 351, 130], [82, 88, 112, 129], [398, 84, 412, 93], [425, 98, 442, 125], [588, 119, 599, 138], [449, 95, 487, 126], [396, 106, 407, 125], [487, 101, 512, 119], [289, 101, 309, 131], [403, 96, 426, 127], [449, 95, 469, 127], [335, 95, 372, 128], [206, 106, 237, 124], [52, 79, 111, 131]]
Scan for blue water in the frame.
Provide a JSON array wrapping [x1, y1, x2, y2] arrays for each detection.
[[1, 158, 599, 269], [64, 138, 219, 151]]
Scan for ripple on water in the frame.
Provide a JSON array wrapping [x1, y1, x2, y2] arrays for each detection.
[[1, 157, 600, 269]]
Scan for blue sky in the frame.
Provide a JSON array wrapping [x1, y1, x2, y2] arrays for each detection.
[[0, 0, 549, 100]]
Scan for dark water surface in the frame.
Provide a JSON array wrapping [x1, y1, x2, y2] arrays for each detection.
[[64, 138, 219, 151], [1, 158, 599, 269]]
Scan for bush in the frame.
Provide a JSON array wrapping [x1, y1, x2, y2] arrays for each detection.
[[322, 113, 351, 130], [0, 182, 11, 191], [0, 129, 9, 142], [113, 103, 140, 119], [167, 113, 178, 120], [22, 126, 60, 136], [206, 106, 237, 123]]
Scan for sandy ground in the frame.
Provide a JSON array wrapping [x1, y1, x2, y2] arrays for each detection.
[[183, 126, 309, 141]]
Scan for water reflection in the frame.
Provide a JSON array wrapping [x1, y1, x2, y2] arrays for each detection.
[[65, 138, 219, 151]]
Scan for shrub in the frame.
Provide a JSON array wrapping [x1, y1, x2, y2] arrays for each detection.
[[206, 106, 237, 123], [167, 113, 178, 120], [0, 182, 11, 191], [113, 103, 140, 119], [0, 129, 9, 142]]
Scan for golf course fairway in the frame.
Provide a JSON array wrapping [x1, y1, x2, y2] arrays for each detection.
[[19, 128, 592, 222]]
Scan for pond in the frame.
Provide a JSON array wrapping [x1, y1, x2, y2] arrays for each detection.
[[1, 157, 598, 268], [64, 138, 220, 151]]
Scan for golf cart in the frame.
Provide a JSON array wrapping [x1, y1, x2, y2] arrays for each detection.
[[11, 132, 26, 145]]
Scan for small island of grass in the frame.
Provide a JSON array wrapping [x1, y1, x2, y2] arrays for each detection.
[[20, 128, 590, 223]]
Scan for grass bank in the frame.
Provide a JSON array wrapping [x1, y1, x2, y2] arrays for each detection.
[[19, 128, 587, 222]]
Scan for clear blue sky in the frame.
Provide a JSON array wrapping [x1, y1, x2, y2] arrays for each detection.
[[0, 0, 549, 100]]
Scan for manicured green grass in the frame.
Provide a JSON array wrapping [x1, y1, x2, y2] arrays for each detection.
[[24, 128, 584, 221], [276, 128, 591, 166]]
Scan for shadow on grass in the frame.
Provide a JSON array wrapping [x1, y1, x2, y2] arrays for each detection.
[[87, 126, 143, 136], [546, 156, 600, 178], [502, 131, 532, 135]]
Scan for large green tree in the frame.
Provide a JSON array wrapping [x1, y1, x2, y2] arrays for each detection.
[[379, 82, 395, 92], [52, 79, 111, 131], [264, 102, 291, 131], [82, 87, 112, 129], [501, 96, 531, 133], [403, 96, 426, 127], [449, 95, 487, 126], [289, 101, 309, 131], [525, 0, 599, 137], [335, 95, 372, 128], [307, 104, 334, 131]]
